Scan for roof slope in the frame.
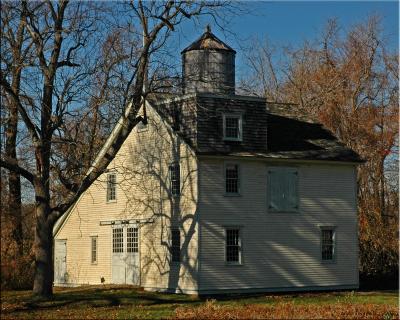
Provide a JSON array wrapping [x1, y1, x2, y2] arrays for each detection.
[[265, 104, 363, 162], [152, 93, 363, 163], [181, 26, 236, 53]]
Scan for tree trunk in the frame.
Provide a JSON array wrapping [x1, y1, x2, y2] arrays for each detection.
[[5, 100, 23, 256], [32, 193, 54, 297], [8, 173, 23, 253], [380, 156, 386, 223]]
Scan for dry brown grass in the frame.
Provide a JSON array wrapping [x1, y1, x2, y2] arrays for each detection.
[[1, 287, 398, 319], [173, 299, 399, 320]]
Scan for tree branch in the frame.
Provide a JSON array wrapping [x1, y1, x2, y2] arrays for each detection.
[[50, 114, 144, 217], [0, 73, 41, 145], [56, 41, 84, 69], [22, 1, 49, 73], [52, 165, 79, 193], [0, 159, 35, 185], [56, 60, 80, 68]]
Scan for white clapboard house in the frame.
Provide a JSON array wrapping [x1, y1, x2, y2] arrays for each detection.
[[53, 27, 362, 294]]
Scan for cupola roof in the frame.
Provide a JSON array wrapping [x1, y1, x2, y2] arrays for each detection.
[[181, 25, 236, 54]]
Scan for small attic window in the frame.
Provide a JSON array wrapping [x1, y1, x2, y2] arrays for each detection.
[[106, 173, 116, 202], [137, 120, 148, 133], [223, 114, 242, 141]]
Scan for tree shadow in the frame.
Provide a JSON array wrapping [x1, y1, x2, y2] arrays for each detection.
[[4, 285, 202, 314], [116, 102, 199, 293], [198, 159, 359, 293]]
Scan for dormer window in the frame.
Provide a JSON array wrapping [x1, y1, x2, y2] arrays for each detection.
[[223, 114, 242, 141]]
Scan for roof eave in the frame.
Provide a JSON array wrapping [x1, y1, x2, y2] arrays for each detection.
[[196, 152, 365, 165]]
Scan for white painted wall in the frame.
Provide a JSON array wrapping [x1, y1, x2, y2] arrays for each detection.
[[198, 158, 358, 293], [55, 105, 199, 292]]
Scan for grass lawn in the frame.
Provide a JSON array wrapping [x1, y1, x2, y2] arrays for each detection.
[[1, 286, 398, 319]]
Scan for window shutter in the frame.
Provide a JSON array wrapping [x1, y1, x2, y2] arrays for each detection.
[[268, 167, 298, 212], [268, 169, 283, 210], [238, 117, 242, 140], [285, 168, 298, 211]]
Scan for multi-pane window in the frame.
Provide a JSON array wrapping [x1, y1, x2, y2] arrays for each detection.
[[226, 228, 241, 264], [112, 228, 123, 253], [107, 173, 116, 201], [127, 227, 139, 253], [91, 236, 98, 264], [321, 228, 336, 261], [169, 163, 180, 196], [171, 228, 180, 263], [267, 167, 298, 212], [225, 164, 239, 194], [223, 114, 242, 141]]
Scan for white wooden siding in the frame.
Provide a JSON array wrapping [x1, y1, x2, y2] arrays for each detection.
[[198, 159, 358, 292], [55, 104, 199, 292], [55, 102, 358, 294]]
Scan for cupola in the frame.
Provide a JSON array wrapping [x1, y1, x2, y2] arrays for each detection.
[[181, 26, 236, 95]]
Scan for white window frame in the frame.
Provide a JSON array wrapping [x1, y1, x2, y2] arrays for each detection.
[[320, 226, 337, 263], [106, 172, 117, 202], [112, 227, 124, 253], [224, 163, 240, 195], [225, 227, 242, 265], [223, 114, 243, 141], [171, 227, 181, 263], [90, 236, 98, 264], [169, 163, 181, 196], [127, 227, 139, 253]]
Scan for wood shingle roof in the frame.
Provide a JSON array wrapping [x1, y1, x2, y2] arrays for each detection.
[[151, 93, 363, 163], [181, 26, 236, 54]]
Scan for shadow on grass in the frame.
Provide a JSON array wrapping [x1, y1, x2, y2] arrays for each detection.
[[3, 285, 398, 315], [3, 285, 201, 314]]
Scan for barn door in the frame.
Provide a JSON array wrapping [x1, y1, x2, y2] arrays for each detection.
[[112, 226, 140, 285], [112, 228, 125, 284], [125, 227, 139, 285], [54, 240, 67, 284]]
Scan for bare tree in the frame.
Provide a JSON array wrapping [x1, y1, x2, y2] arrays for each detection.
[[243, 16, 398, 278], [239, 37, 283, 101], [1, 1, 34, 257], [0, 0, 233, 298]]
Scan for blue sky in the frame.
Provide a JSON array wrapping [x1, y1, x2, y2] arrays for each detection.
[[172, 1, 399, 77]]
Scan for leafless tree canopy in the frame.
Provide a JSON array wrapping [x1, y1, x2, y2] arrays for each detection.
[[0, 0, 237, 297]]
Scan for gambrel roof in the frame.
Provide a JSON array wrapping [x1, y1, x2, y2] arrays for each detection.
[[151, 93, 363, 163]]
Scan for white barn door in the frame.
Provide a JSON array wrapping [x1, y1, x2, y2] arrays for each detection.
[[54, 240, 67, 284], [126, 227, 139, 285], [112, 226, 139, 285], [112, 228, 125, 284]]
